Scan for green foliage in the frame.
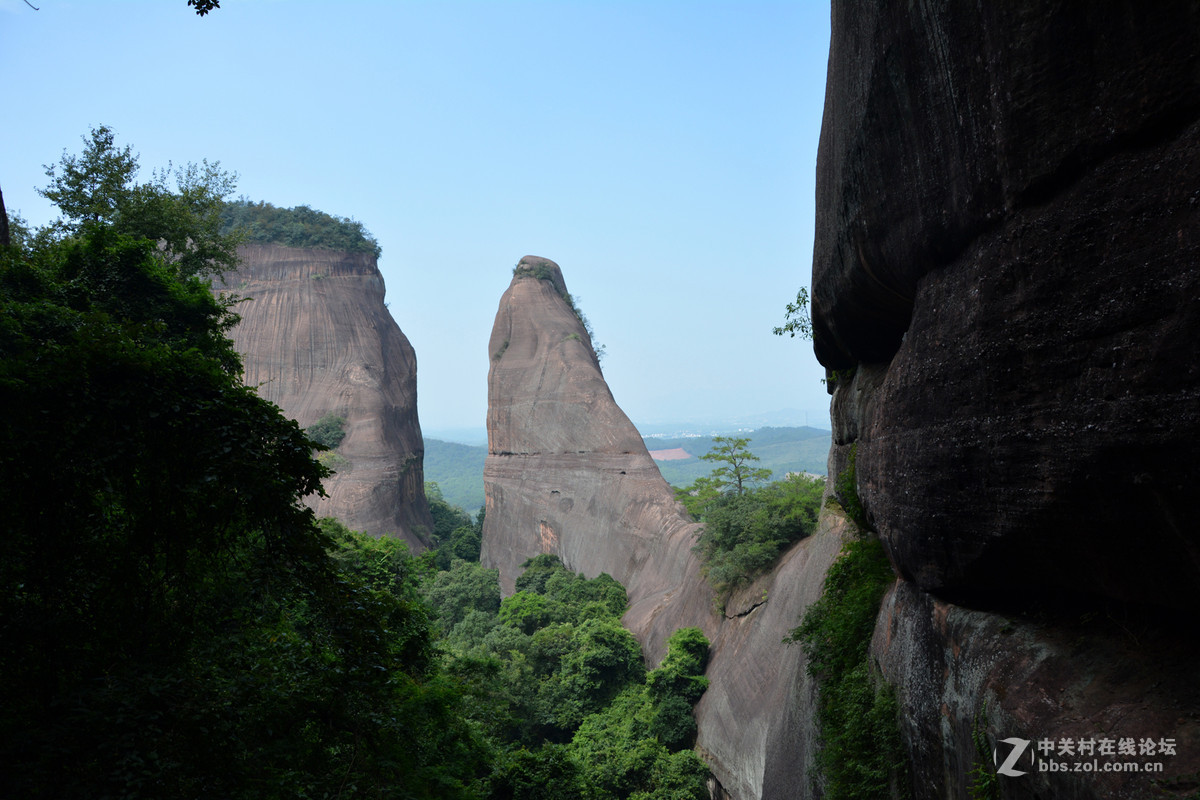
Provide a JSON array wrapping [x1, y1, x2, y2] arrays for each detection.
[[417, 554, 711, 798], [688, 472, 825, 595], [969, 705, 1000, 800], [786, 537, 906, 800], [772, 286, 812, 339], [38, 125, 241, 278], [220, 197, 382, 258], [568, 628, 712, 800], [835, 442, 868, 530], [305, 411, 346, 449], [424, 559, 503, 637], [823, 367, 857, 389], [700, 436, 773, 496], [426, 482, 483, 568], [315, 450, 350, 473], [513, 261, 559, 282], [0, 222, 485, 797]]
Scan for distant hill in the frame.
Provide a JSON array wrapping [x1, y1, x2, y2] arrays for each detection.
[[423, 438, 487, 514], [646, 426, 830, 487], [423, 426, 830, 513]]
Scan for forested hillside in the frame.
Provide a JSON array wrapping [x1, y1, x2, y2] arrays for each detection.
[[425, 437, 489, 513]]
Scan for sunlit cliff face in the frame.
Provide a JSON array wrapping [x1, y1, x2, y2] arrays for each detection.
[[219, 243, 432, 546]]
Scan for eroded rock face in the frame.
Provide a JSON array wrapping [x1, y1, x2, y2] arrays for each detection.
[[872, 581, 1200, 800], [815, 0, 1200, 611], [482, 256, 846, 799], [218, 243, 432, 547], [814, 2, 1200, 797]]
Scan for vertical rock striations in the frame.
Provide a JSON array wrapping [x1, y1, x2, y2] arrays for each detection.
[[815, 1, 1200, 796], [219, 243, 432, 547], [482, 256, 845, 799], [483, 257, 713, 656]]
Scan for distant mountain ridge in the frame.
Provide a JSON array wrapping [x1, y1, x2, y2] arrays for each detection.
[[424, 425, 830, 514]]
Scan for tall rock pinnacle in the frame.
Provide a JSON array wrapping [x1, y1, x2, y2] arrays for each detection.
[[219, 243, 433, 547], [482, 256, 709, 651], [482, 255, 851, 799]]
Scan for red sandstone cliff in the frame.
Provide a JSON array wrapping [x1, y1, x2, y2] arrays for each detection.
[[482, 256, 845, 799], [218, 243, 432, 547]]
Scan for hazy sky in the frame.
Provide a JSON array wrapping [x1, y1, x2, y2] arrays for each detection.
[[1, 0, 832, 436]]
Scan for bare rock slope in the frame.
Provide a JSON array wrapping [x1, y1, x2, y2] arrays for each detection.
[[482, 257, 845, 799], [219, 243, 432, 546], [815, 1, 1200, 796]]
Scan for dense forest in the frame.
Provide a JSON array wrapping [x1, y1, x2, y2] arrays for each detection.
[[0, 127, 711, 798]]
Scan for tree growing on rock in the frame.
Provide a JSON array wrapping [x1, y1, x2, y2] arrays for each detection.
[[701, 436, 773, 496]]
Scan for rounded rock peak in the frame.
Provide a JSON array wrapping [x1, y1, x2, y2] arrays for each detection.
[[512, 255, 568, 297]]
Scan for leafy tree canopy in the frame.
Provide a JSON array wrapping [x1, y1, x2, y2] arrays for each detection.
[[700, 436, 773, 497], [0, 133, 486, 796], [679, 437, 825, 597], [220, 197, 382, 258], [773, 286, 812, 339], [37, 125, 241, 278]]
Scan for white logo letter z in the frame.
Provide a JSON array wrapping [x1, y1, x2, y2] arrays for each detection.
[[994, 737, 1031, 777]]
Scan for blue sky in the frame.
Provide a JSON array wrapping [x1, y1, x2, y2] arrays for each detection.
[[1, 0, 832, 436]]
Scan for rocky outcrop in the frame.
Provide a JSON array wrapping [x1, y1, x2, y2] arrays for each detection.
[[482, 256, 847, 799], [872, 581, 1200, 800], [815, 0, 1200, 610], [218, 243, 432, 546], [815, 1, 1200, 796]]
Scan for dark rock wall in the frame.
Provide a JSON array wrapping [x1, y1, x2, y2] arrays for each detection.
[[815, 1, 1200, 797], [219, 243, 433, 547], [816, 0, 1200, 610]]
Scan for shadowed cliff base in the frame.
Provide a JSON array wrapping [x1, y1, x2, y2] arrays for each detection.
[[815, 1, 1200, 797], [481, 255, 849, 799], [216, 243, 433, 547]]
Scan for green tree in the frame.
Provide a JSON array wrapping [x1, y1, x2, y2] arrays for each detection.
[[690, 473, 825, 595], [0, 178, 485, 797], [39, 125, 241, 278], [772, 286, 812, 339], [425, 559, 503, 635], [701, 436, 772, 496], [220, 197, 382, 258]]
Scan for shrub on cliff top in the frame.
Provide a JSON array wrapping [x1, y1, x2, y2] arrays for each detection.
[[220, 198, 382, 258]]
